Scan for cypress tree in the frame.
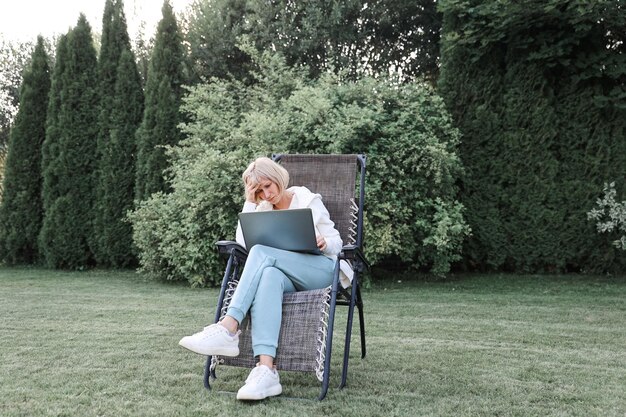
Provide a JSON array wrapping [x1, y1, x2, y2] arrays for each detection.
[[39, 15, 99, 268], [135, 0, 184, 202], [98, 49, 144, 266], [40, 34, 69, 262], [93, 0, 135, 264], [0, 36, 50, 264]]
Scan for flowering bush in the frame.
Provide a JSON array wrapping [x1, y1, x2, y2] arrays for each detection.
[[588, 182, 626, 250]]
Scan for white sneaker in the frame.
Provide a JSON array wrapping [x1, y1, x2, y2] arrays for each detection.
[[178, 323, 239, 357], [236, 365, 283, 400]]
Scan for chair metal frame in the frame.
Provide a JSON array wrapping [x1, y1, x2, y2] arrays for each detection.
[[203, 154, 368, 400]]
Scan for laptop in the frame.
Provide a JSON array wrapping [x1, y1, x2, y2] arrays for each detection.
[[238, 208, 322, 255]]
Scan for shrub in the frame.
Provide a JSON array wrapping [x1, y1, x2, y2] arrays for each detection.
[[129, 49, 468, 285], [588, 182, 626, 251], [129, 148, 257, 286]]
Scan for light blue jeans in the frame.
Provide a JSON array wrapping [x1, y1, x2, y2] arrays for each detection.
[[226, 245, 335, 358]]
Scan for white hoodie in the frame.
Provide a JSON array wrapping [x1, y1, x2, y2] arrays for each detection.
[[235, 186, 354, 287]]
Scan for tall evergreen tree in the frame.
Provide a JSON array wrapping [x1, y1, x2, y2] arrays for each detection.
[[0, 36, 50, 264], [93, 0, 136, 264], [39, 15, 99, 268], [135, 0, 184, 202], [40, 34, 69, 259], [98, 49, 144, 266]]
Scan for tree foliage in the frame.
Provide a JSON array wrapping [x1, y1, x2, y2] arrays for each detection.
[[183, 0, 252, 83], [97, 48, 144, 267], [184, 0, 441, 83], [131, 21, 154, 86], [0, 149, 5, 199], [0, 37, 34, 148], [0, 37, 50, 264], [135, 0, 185, 202], [39, 16, 99, 269], [40, 35, 69, 239], [93, 0, 141, 266], [438, 0, 626, 272], [129, 48, 468, 285]]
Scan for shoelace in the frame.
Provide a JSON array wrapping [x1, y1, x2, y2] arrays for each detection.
[[199, 325, 240, 339], [195, 325, 222, 338], [246, 366, 271, 384]]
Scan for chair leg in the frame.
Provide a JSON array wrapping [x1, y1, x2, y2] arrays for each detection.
[[357, 284, 366, 359], [340, 280, 359, 389], [319, 328, 333, 400], [203, 357, 212, 389]]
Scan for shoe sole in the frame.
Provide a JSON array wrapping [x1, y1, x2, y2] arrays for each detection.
[[236, 384, 283, 401], [178, 339, 239, 357]]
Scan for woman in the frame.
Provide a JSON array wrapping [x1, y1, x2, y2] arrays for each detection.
[[179, 157, 342, 400]]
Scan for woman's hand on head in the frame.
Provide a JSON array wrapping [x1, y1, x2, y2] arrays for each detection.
[[245, 182, 259, 203], [316, 235, 327, 252]]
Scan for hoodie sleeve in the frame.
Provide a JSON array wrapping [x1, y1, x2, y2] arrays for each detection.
[[309, 196, 343, 257], [235, 201, 258, 248]]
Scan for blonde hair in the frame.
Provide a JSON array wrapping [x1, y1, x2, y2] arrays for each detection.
[[242, 157, 290, 202]]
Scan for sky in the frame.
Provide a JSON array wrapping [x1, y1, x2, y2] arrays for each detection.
[[0, 0, 194, 43]]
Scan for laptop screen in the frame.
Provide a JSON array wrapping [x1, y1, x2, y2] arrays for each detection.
[[238, 208, 322, 255]]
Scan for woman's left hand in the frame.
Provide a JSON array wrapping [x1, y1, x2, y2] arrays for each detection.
[[316, 235, 327, 252]]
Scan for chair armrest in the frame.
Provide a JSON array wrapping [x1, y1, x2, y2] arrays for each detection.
[[215, 240, 248, 259], [340, 245, 370, 272]]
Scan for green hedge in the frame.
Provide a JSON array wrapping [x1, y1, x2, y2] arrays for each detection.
[[438, 0, 626, 272]]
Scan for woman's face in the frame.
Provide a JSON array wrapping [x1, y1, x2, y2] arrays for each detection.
[[256, 178, 281, 204]]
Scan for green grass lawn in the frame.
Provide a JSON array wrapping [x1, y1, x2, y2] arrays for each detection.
[[0, 268, 624, 416]]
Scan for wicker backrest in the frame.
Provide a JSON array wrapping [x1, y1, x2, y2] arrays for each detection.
[[275, 154, 358, 244]]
